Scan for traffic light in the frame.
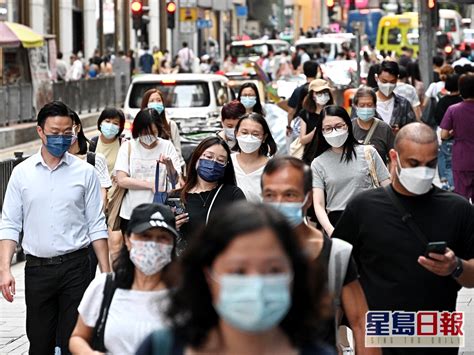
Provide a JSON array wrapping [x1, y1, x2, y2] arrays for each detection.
[[327, 0, 335, 18], [131, 0, 143, 30], [166, 1, 176, 29], [427, 0, 439, 27]]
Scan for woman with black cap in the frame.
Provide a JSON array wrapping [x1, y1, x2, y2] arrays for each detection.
[[69, 203, 179, 354]]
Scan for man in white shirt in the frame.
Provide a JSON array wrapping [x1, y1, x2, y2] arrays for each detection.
[[68, 53, 84, 81], [56, 52, 68, 81], [0, 101, 110, 354], [177, 42, 194, 73], [452, 51, 473, 68]]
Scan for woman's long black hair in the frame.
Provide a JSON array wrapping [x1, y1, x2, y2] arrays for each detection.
[[180, 136, 237, 203], [70, 110, 91, 154], [237, 82, 265, 116], [304, 105, 358, 164], [165, 202, 322, 348]]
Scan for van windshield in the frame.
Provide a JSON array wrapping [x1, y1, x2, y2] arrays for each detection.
[[129, 82, 211, 108], [230, 44, 268, 58]]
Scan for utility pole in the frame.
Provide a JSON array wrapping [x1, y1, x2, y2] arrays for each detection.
[[159, 0, 167, 51], [418, 0, 435, 90]]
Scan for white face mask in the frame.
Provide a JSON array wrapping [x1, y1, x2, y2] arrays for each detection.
[[314, 92, 330, 105], [237, 134, 262, 154], [378, 82, 396, 97], [323, 129, 349, 148], [224, 127, 236, 141], [139, 134, 158, 146], [396, 153, 435, 195]]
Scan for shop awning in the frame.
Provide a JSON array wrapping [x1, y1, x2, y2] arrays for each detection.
[[0, 22, 44, 48]]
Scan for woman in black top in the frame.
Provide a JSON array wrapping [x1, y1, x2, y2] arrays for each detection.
[[172, 137, 245, 250], [298, 79, 334, 164]]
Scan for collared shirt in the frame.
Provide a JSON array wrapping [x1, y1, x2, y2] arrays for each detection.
[[0, 149, 108, 257]]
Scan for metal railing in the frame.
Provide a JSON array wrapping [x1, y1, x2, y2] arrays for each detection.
[[0, 74, 129, 127]]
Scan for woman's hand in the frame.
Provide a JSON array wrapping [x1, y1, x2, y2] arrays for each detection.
[[159, 154, 174, 171], [175, 213, 189, 231]]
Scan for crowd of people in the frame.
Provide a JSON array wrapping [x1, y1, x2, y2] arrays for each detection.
[[0, 44, 473, 355]]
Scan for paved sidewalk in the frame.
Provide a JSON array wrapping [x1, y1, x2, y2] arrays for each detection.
[[1, 261, 474, 354]]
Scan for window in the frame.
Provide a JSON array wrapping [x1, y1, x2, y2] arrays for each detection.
[[129, 82, 211, 109], [230, 44, 268, 58], [213, 82, 228, 107], [387, 28, 401, 45]]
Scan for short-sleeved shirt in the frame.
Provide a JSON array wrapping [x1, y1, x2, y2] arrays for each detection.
[[288, 83, 309, 109], [96, 138, 121, 176], [352, 118, 395, 164], [425, 81, 445, 99], [78, 273, 169, 354], [311, 145, 390, 212], [434, 95, 463, 126], [440, 101, 474, 171], [299, 109, 321, 133], [394, 82, 421, 107], [376, 97, 395, 124], [114, 139, 181, 219], [332, 186, 474, 313], [175, 184, 245, 242], [231, 154, 267, 202]]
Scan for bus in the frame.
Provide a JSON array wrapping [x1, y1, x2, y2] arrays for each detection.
[[347, 9, 385, 47]]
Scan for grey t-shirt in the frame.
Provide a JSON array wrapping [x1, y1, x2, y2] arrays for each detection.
[[311, 145, 390, 212], [352, 118, 395, 164]]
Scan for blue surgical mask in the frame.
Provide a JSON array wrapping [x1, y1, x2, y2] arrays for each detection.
[[267, 195, 308, 228], [45, 134, 73, 158], [101, 122, 120, 139], [214, 273, 292, 332], [148, 102, 165, 114], [241, 96, 257, 109], [197, 159, 226, 182], [356, 107, 376, 122]]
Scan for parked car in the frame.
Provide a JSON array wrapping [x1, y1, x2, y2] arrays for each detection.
[[123, 73, 234, 162]]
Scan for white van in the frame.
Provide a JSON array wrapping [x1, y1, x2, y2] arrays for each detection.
[[123, 73, 233, 134], [230, 39, 290, 63], [440, 9, 463, 45]]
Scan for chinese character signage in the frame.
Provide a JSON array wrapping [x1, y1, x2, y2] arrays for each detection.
[[366, 311, 464, 347]]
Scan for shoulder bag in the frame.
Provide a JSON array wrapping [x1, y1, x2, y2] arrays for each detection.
[[364, 145, 380, 188], [91, 273, 117, 351], [107, 141, 131, 231]]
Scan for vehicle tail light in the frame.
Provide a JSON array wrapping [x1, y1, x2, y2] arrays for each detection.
[[161, 79, 176, 85], [444, 45, 453, 54], [125, 120, 133, 132]]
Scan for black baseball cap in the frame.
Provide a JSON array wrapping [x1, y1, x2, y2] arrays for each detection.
[[127, 203, 179, 238]]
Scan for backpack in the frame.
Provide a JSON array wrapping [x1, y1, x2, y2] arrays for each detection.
[[86, 151, 96, 167]]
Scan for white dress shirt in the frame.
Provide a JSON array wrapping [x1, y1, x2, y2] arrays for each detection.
[[0, 150, 108, 258]]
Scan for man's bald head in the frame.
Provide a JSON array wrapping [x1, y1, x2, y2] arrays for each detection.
[[394, 123, 438, 152]]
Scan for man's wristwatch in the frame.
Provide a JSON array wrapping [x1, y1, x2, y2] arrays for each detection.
[[451, 257, 464, 278]]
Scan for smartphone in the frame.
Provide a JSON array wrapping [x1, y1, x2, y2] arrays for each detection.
[[425, 241, 447, 258], [166, 197, 186, 216]]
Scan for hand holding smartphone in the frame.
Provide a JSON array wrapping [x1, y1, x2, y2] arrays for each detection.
[[166, 197, 186, 216], [425, 241, 447, 259]]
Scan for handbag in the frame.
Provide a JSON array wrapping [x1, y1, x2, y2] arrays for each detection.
[[364, 145, 380, 188], [289, 137, 304, 159], [107, 142, 131, 231], [153, 162, 177, 204]]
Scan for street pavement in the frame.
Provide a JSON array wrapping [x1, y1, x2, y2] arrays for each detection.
[[1, 260, 474, 354]]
